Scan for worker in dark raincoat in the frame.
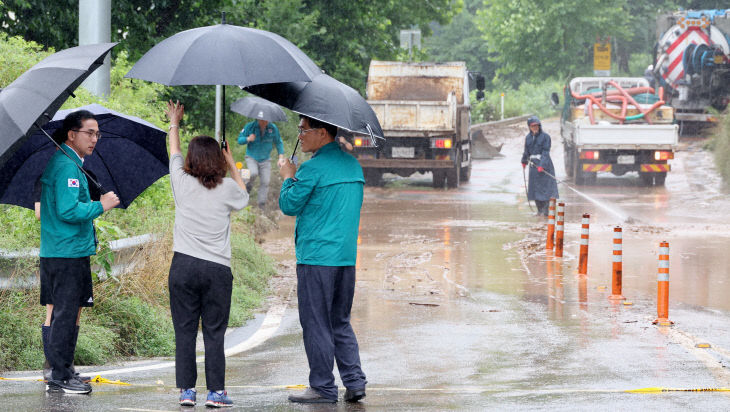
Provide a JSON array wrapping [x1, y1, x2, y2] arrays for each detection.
[[521, 116, 559, 215]]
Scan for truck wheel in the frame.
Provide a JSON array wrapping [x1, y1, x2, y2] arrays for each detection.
[[654, 172, 666, 186], [460, 164, 471, 182], [564, 145, 575, 178], [639, 172, 653, 186], [364, 170, 383, 187], [432, 170, 446, 188], [446, 150, 461, 188], [574, 162, 596, 185]]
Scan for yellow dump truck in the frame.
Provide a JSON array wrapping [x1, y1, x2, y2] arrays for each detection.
[[352, 61, 475, 188]]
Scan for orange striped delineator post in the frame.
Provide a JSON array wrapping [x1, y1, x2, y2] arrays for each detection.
[[555, 202, 565, 257], [608, 227, 626, 301], [653, 241, 673, 326], [578, 213, 590, 276], [546, 198, 556, 250]]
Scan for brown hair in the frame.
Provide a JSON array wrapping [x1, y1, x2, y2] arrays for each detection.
[[183, 136, 226, 189]]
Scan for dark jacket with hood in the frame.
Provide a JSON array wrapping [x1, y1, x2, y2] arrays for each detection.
[[521, 117, 559, 201]]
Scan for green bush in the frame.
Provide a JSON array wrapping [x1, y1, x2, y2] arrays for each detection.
[[712, 112, 730, 183], [229, 229, 276, 326], [92, 295, 175, 358], [471, 78, 562, 123], [0, 292, 45, 371], [74, 323, 119, 366]]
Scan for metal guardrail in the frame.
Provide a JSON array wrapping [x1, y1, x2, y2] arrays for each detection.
[[470, 114, 533, 132], [0, 233, 157, 259]]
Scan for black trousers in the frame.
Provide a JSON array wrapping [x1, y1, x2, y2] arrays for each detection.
[[535, 199, 549, 216], [297, 264, 367, 400], [169, 252, 232, 391], [43, 256, 92, 381]]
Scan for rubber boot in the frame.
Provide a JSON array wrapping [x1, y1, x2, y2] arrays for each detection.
[[41, 325, 52, 381]]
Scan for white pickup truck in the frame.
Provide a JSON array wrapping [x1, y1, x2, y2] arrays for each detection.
[[557, 77, 679, 186]]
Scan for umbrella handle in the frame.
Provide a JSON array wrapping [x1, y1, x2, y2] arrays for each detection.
[[290, 139, 299, 162], [35, 123, 104, 192]]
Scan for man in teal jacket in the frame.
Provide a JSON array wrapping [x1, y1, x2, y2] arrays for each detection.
[[279, 116, 367, 404], [40, 110, 119, 394], [237, 119, 286, 209]]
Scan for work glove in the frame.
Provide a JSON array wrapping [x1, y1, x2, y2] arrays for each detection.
[[537, 166, 544, 173], [521, 163, 527, 169]]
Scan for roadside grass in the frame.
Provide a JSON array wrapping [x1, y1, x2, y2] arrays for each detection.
[[711, 111, 730, 184], [0, 220, 273, 372]]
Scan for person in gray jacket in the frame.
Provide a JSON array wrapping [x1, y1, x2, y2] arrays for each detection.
[[165, 101, 248, 408]]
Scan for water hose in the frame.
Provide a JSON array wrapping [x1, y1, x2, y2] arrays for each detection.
[[571, 82, 665, 125]]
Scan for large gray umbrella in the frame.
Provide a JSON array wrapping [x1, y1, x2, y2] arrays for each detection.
[[125, 23, 320, 86], [125, 19, 319, 142], [244, 74, 384, 138], [0, 42, 117, 168], [244, 74, 385, 157], [230, 96, 287, 122]]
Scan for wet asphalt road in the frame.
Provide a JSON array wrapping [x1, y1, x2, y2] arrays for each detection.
[[3, 120, 730, 410]]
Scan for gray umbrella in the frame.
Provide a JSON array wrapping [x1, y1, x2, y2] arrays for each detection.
[[230, 96, 287, 122], [0, 42, 117, 168], [125, 18, 319, 142], [244, 74, 385, 142], [124, 23, 320, 86]]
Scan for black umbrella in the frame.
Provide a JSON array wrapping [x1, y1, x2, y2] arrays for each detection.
[[125, 15, 320, 142], [244, 74, 385, 157], [0, 104, 168, 209], [230, 96, 287, 122], [0, 42, 117, 169]]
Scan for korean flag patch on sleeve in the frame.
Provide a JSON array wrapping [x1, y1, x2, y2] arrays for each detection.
[[68, 178, 79, 188]]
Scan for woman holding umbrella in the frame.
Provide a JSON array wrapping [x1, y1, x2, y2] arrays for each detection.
[[165, 101, 248, 408]]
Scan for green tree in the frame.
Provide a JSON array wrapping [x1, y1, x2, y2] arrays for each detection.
[[0, 1, 229, 60], [424, 0, 495, 86], [477, 0, 630, 84], [301, 0, 459, 91]]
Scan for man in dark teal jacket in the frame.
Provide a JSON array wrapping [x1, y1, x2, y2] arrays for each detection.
[[279, 116, 367, 404], [40, 110, 119, 394]]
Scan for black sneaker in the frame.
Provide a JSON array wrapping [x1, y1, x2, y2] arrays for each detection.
[[46, 377, 92, 394], [70, 365, 91, 383], [344, 387, 366, 402], [287, 388, 336, 403]]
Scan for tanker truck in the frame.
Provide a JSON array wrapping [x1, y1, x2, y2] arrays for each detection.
[[653, 9, 730, 129]]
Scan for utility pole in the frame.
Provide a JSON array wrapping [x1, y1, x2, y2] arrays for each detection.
[[79, 0, 112, 98]]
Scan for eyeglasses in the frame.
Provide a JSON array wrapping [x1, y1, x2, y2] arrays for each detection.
[[297, 126, 320, 136], [73, 129, 102, 139]]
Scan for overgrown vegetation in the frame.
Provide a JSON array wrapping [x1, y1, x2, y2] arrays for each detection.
[[711, 113, 730, 183], [471, 78, 563, 123], [0, 34, 277, 372]]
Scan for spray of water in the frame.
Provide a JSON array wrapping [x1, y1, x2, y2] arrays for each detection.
[[528, 161, 637, 224]]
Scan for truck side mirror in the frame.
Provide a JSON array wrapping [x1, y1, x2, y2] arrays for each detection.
[[476, 90, 485, 101], [550, 92, 560, 107], [476, 75, 485, 91]]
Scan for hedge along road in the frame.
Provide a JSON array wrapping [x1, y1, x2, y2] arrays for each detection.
[[3, 120, 730, 410]]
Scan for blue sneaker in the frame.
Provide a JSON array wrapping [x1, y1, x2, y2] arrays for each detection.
[[179, 388, 196, 406], [205, 390, 233, 408]]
